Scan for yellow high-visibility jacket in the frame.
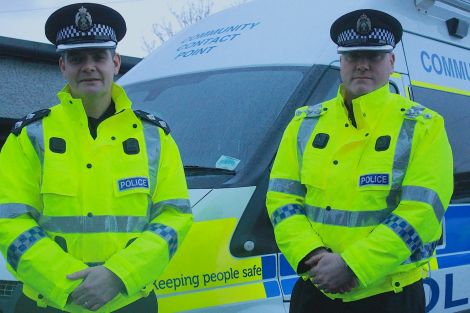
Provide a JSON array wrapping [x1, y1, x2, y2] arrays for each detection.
[[0, 83, 193, 312], [267, 83, 453, 301]]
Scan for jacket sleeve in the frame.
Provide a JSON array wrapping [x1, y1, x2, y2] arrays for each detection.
[[104, 129, 193, 296], [342, 114, 453, 287], [0, 130, 88, 309], [266, 115, 325, 274]]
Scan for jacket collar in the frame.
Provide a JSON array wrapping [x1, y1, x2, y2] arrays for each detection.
[[336, 83, 393, 130], [57, 82, 132, 112]]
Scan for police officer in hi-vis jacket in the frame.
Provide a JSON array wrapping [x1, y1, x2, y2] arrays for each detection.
[[267, 9, 453, 313], [0, 3, 192, 312]]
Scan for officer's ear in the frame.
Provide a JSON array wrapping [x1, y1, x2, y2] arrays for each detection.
[[388, 52, 396, 74], [112, 52, 121, 76], [59, 55, 66, 76]]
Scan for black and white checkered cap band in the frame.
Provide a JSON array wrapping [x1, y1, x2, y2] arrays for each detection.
[[337, 27, 395, 47], [56, 24, 117, 44]]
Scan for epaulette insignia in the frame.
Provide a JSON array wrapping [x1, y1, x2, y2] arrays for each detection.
[[134, 110, 171, 135], [404, 104, 432, 120], [295, 103, 327, 119], [12, 109, 51, 136]]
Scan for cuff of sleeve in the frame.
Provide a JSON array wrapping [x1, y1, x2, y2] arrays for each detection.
[[52, 281, 81, 309], [341, 249, 367, 287], [296, 247, 331, 274], [289, 242, 324, 275], [104, 254, 142, 296], [23, 279, 82, 310]]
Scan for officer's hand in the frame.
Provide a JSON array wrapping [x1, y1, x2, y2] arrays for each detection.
[[67, 266, 124, 311], [307, 253, 357, 294], [305, 248, 329, 266], [298, 247, 330, 273], [337, 277, 357, 294]]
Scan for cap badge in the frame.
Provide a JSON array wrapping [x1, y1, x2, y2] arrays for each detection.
[[75, 6, 93, 31], [356, 13, 372, 35]]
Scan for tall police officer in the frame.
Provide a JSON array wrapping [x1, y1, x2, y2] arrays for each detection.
[[266, 9, 453, 313], [0, 3, 192, 312]]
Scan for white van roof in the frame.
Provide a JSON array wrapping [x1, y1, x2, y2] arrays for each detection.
[[119, 0, 470, 86]]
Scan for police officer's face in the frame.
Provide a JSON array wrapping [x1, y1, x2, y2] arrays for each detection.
[[340, 51, 395, 102], [59, 49, 120, 99]]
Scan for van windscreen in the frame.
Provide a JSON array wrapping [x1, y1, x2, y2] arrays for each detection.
[[123, 66, 308, 173]]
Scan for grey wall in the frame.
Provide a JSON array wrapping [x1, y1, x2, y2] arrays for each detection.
[[0, 56, 129, 119], [0, 56, 65, 119]]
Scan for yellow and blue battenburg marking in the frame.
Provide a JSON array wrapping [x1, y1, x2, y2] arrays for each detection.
[[261, 255, 280, 297], [278, 254, 298, 297], [435, 204, 470, 269], [153, 218, 282, 312], [152, 206, 470, 310]]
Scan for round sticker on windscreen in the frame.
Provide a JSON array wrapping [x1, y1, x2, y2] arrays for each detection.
[[215, 155, 240, 171]]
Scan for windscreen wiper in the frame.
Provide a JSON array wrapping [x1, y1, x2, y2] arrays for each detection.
[[184, 165, 236, 176]]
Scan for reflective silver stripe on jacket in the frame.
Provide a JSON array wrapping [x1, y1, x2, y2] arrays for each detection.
[[305, 205, 393, 227], [26, 121, 45, 166], [386, 119, 417, 208], [0, 203, 38, 219], [147, 223, 178, 258], [401, 186, 445, 222], [297, 118, 320, 170], [141, 122, 161, 196], [149, 199, 192, 221], [271, 204, 306, 226], [383, 214, 423, 254], [268, 178, 306, 198], [7, 226, 46, 271], [38, 215, 148, 233]]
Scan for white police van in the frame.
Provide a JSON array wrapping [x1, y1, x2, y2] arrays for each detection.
[[1, 0, 470, 312]]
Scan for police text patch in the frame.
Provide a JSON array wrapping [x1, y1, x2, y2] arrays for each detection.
[[118, 177, 149, 191], [359, 174, 389, 187]]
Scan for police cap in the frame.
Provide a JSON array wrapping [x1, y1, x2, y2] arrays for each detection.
[[45, 3, 126, 52], [330, 9, 402, 54]]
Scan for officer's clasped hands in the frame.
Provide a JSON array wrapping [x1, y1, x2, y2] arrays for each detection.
[[67, 266, 124, 311], [306, 252, 357, 294]]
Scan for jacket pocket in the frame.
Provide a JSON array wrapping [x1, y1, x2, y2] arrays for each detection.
[[356, 168, 392, 192], [40, 163, 78, 217], [300, 151, 327, 190], [355, 169, 393, 211], [40, 164, 78, 196], [113, 173, 151, 216], [113, 175, 151, 198]]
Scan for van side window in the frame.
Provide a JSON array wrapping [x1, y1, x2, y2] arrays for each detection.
[[411, 86, 470, 203], [305, 68, 341, 106], [389, 81, 399, 94]]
